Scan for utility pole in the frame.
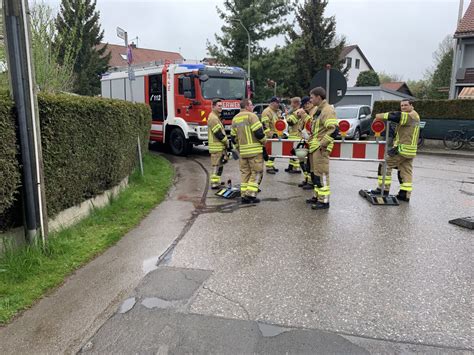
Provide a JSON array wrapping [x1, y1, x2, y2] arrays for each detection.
[[3, 0, 48, 244], [449, 0, 464, 98]]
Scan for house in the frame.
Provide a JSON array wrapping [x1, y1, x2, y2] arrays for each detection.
[[99, 43, 184, 70], [340, 45, 374, 87], [381, 82, 413, 96], [449, 1, 474, 99], [335, 86, 415, 109]]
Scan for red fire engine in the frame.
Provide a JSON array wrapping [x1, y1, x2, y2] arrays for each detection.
[[101, 62, 249, 155]]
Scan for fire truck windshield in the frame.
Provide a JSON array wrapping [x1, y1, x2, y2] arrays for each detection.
[[201, 77, 246, 100]]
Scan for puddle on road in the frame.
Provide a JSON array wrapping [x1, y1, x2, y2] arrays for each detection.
[[258, 322, 292, 337], [141, 297, 179, 309], [118, 297, 136, 314]]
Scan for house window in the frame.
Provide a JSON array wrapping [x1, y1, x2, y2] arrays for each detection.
[[355, 59, 360, 69], [346, 57, 352, 68]]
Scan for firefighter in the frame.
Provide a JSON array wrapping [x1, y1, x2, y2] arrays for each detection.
[[261, 96, 281, 174], [207, 98, 228, 189], [231, 99, 267, 204], [285, 97, 302, 174], [296, 96, 317, 190], [370, 99, 421, 202], [305, 87, 338, 210]]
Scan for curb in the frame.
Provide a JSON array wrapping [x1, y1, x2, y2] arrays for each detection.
[[418, 150, 474, 159]]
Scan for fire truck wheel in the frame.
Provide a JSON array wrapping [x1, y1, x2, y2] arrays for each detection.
[[169, 128, 188, 156]]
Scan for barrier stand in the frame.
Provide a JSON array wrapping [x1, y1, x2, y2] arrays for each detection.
[[358, 120, 399, 206], [264, 120, 399, 206]]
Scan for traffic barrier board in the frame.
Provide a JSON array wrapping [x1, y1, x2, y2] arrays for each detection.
[[265, 139, 386, 162]]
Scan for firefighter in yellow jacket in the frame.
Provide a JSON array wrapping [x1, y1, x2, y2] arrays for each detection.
[[370, 99, 420, 202], [305, 87, 338, 210], [261, 96, 281, 174], [207, 99, 228, 189], [296, 96, 318, 190], [231, 99, 267, 204], [285, 97, 302, 174]]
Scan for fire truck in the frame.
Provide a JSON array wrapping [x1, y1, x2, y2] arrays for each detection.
[[101, 62, 249, 155]]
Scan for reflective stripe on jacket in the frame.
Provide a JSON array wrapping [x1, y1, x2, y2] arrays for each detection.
[[207, 111, 227, 153], [231, 110, 266, 158], [308, 100, 338, 153]]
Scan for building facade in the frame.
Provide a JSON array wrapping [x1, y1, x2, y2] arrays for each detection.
[[449, 1, 474, 99]]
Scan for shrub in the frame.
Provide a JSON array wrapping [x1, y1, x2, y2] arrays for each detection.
[[373, 99, 474, 120]]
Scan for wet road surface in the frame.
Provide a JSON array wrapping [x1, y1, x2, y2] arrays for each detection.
[[83, 147, 473, 353]]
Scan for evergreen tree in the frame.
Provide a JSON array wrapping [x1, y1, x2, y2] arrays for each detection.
[[288, 0, 346, 96], [206, 0, 292, 70], [55, 0, 110, 95], [356, 70, 380, 87]]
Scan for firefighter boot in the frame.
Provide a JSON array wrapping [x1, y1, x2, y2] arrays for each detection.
[[306, 196, 318, 204], [247, 196, 261, 204], [311, 201, 330, 210], [284, 164, 293, 173], [396, 190, 410, 202], [241, 196, 251, 204]]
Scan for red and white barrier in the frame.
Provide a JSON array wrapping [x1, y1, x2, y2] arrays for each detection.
[[265, 139, 386, 162]]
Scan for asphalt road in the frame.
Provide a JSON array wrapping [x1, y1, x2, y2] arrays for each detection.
[[83, 147, 473, 354]]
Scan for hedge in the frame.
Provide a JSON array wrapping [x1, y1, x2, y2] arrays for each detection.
[[0, 93, 151, 231], [373, 99, 474, 120], [0, 93, 20, 218]]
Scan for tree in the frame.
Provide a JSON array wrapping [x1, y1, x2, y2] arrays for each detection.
[[426, 36, 453, 99], [55, 0, 110, 95], [30, 2, 75, 92], [406, 79, 430, 99], [356, 70, 380, 87], [207, 0, 292, 68], [287, 0, 346, 96], [378, 71, 402, 84]]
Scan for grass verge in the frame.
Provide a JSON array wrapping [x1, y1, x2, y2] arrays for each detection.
[[0, 153, 174, 324]]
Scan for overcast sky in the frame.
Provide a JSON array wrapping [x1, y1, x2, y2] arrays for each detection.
[[43, 0, 464, 81]]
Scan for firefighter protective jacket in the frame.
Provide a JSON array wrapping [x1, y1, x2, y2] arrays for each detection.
[[231, 109, 266, 158], [286, 108, 301, 139], [308, 100, 338, 154], [377, 110, 420, 158], [207, 111, 227, 153], [261, 106, 279, 137]]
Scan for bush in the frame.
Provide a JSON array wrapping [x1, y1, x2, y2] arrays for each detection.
[[373, 99, 474, 120], [0, 93, 151, 230], [39, 93, 150, 216], [0, 93, 20, 218]]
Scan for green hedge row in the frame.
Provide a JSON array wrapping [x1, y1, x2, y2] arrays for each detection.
[[0, 93, 151, 231], [373, 99, 474, 120], [0, 93, 20, 218]]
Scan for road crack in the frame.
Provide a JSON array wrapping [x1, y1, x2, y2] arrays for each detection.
[[202, 285, 251, 320]]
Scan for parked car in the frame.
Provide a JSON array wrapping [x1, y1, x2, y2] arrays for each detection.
[[335, 105, 373, 140]]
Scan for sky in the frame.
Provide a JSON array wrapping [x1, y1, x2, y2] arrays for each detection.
[[42, 0, 464, 81]]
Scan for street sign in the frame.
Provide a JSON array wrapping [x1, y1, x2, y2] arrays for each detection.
[[116, 27, 126, 40], [128, 67, 135, 81], [310, 68, 347, 105]]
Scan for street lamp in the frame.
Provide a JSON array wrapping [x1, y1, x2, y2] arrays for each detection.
[[231, 18, 250, 81]]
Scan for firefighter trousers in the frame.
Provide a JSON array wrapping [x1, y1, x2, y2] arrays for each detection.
[[311, 148, 330, 203], [377, 154, 414, 197], [210, 151, 227, 188], [240, 153, 264, 198]]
